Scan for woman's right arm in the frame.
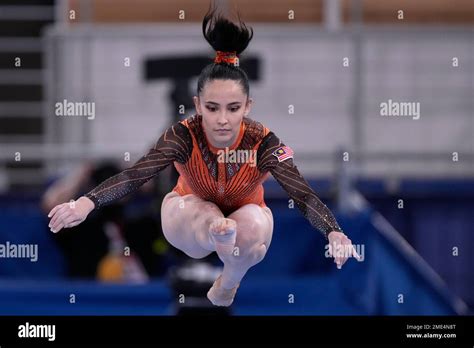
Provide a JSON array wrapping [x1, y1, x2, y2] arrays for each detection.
[[47, 122, 193, 233]]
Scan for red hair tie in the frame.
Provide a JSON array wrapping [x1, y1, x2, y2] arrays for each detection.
[[214, 51, 239, 66]]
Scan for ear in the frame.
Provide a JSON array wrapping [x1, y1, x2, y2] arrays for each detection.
[[244, 97, 253, 116], [193, 96, 202, 115]]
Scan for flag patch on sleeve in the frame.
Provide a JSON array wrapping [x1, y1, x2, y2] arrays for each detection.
[[272, 146, 294, 162]]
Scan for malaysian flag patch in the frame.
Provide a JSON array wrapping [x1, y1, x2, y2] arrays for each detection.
[[272, 146, 294, 162]]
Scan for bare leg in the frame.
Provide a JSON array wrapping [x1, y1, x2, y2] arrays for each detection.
[[161, 192, 274, 306], [207, 204, 274, 306], [161, 191, 224, 259]]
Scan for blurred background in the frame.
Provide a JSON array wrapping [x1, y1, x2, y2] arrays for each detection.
[[0, 0, 472, 315]]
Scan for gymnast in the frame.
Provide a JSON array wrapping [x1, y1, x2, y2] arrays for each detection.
[[48, 5, 359, 307]]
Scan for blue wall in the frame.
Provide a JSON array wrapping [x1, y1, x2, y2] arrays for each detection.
[[0, 179, 471, 315]]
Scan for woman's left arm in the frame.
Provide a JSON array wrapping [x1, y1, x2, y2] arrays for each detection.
[[257, 131, 360, 269]]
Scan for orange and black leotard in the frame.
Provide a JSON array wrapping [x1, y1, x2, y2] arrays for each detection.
[[85, 114, 343, 239]]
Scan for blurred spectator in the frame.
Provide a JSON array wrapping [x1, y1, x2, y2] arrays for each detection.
[[41, 161, 172, 280]]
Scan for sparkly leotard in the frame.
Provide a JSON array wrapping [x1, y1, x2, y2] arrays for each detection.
[[84, 114, 343, 239]]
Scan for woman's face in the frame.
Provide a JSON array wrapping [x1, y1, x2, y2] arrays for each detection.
[[194, 79, 252, 148]]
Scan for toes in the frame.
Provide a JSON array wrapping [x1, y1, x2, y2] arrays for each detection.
[[209, 219, 237, 258], [224, 218, 236, 230], [209, 218, 236, 235]]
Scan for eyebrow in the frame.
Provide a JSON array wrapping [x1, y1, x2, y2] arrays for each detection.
[[205, 101, 241, 106]]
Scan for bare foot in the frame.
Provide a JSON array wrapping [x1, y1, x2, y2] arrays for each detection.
[[207, 275, 240, 307], [209, 217, 237, 258]]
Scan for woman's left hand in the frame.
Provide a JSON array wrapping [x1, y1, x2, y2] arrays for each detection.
[[327, 231, 361, 269]]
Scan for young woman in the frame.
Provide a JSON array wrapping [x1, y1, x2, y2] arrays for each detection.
[[48, 5, 359, 307]]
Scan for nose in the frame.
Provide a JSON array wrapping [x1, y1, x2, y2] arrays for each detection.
[[216, 111, 229, 126]]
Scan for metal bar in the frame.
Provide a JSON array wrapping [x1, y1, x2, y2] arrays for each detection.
[[323, 0, 342, 31], [350, 0, 364, 178], [372, 212, 469, 315], [55, 0, 69, 24]]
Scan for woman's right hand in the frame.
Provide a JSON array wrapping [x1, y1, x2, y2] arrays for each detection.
[[47, 196, 95, 233]]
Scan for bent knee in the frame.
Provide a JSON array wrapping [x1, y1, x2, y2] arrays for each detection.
[[231, 205, 272, 244], [232, 243, 268, 265], [234, 204, 270, 227]]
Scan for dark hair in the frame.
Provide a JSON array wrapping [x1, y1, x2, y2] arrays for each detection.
[[197, 2, 254, 98]]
